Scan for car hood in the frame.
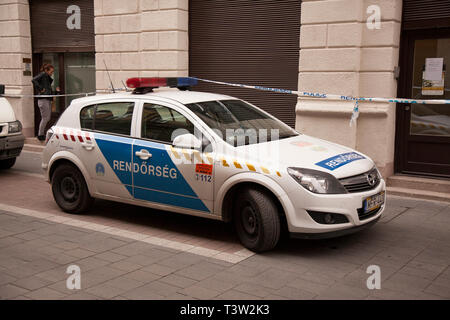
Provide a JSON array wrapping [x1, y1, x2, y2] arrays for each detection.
[[0, 98, 16, 123], [233, 134, 375, 179]]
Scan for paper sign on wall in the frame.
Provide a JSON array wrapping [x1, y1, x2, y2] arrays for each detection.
[[424, 58, 444, 81]]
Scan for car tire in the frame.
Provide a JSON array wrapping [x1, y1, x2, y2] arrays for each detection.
[[51, 164, 94, 214], [233, 187, 281, 252], [0, 157, 16, 170]]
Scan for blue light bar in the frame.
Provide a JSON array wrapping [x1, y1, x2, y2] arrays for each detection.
[[176, 77, 198, 87]]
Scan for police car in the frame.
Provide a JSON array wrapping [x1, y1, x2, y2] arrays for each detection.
[[42, 77, 385, 252], [0, 85, 25, 169]]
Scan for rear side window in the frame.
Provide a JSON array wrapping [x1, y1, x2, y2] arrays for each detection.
[[80, 102, 135, 136]]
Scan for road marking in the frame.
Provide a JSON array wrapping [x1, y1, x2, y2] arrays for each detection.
[[0, 203, 254, 264]]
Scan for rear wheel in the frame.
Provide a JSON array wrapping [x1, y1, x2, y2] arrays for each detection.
[[0, 158, 16, 170], [51, 164, 93, 214], [233, 187, 280, 252]]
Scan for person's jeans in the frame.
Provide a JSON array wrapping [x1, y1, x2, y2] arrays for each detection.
[[38, 99, 51, 136]]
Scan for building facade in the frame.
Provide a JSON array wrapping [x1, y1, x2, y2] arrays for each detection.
[[1, 0, 449, 178]]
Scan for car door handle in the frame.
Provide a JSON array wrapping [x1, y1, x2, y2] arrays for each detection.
[[81, 142, 94, 151], [135, 149, 152, 160]]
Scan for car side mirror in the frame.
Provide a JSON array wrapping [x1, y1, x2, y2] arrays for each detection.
[[172, 133, 201, 149]]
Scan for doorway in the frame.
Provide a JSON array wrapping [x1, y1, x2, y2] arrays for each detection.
[[33, 52, 95, 136], [396, 28, 450, 178]]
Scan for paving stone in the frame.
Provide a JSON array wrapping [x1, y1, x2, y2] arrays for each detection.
[[53, 241, 80, 250], [141, 264, 177, 276], [65, 248, 96, 259], [95, 251, 128, 263], [234, 283, 273, 298], [62, 292, 101, 300], [274, 286, 316, 300], [83, 238, 130, 253], [247, 268, 300, 290], [13, 276, 53, 291], [160, 274, 198, 289], [196, 276, 240, 293], [382, 273, 432, 294], [314, 283, 370, 300], [215, 290, 261, 300], [74, 256, 111, 272], [109, 260, 142, 272], [111, 242, 155, 256], [107, 276, 144, 291], [0, 272, 16, 286], [175, 262, 225, 281], [121, 281, 176, 299], [424, 283, 450, 299], [0, 284, 30, 299], [123, 270, 162, 283], [82, 266, 128, 289], [86, 283, 127, 299], [158, 252, 205, 270], [24, 287, 67, 300], [178, 285, 220, 299], [35, 266, 70, 282], [287, 277, 330, 295]]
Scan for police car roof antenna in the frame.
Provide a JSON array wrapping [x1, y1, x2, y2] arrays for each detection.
[[103, 60, 115, 93], [121, 80, 129, 92]]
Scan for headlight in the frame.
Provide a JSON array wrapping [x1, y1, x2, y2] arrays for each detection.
[[8, 120, 22, 134], [287, 167, 348, 194]]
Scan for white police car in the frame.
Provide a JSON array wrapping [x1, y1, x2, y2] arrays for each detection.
[[0, 85, 25, 169], [42, 77, 386, 252]]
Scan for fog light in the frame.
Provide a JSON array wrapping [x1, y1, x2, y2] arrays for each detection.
[[324, 214, 335, 224]]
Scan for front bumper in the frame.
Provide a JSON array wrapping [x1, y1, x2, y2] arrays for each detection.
[[284, 179, 386, 236], [0, 133, 25, 160], [290, 216, 380, 239]]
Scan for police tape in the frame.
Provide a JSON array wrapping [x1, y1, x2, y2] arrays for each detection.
[[0, 88, 127, 98], [191, 77, 450, 105]]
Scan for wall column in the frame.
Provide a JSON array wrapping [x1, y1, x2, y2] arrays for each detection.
[[296, 0, 402, 177]]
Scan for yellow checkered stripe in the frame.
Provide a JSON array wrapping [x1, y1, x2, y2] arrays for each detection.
[[168, 147, 282, 177], [221, 157, 282, 177], [169, 146, 214, 165]]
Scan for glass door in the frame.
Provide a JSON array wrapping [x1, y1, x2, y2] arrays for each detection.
[[64, 52, 96, 107], [33, 52, 96, 136], [396, 29, 450, 177]]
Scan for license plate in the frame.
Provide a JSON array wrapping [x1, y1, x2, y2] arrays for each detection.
[[363, 191, 385, 213]]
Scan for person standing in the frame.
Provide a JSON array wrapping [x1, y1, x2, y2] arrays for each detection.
[[32, 64, 60, 141]]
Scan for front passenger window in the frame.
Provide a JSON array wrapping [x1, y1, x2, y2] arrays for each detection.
[[142, 103, 195, 143]]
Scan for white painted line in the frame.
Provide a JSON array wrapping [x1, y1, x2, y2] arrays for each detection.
[[0, 203, 254, 264]]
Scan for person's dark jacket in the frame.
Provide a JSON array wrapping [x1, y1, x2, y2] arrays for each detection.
[[32, 72, 58, 100]]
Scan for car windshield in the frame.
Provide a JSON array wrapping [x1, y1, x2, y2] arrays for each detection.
[[185, 99, 299, 146]]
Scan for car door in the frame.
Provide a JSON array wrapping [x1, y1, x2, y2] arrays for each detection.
[[79, 100, 138, 199], [132, 101, 215, 214]]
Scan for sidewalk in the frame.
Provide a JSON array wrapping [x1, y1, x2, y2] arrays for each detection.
[[0, 195, 449, 300]]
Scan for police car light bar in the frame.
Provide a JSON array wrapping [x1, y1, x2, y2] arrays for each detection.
[[126, 77, 198, 91]]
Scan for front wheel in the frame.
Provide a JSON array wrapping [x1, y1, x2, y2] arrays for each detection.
[[0, 157, 16, 170], [233, 187, 281, 252], [51, 164, 94, 214]]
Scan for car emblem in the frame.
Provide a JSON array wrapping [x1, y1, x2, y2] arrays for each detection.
[[367, 172, 377, 186]]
